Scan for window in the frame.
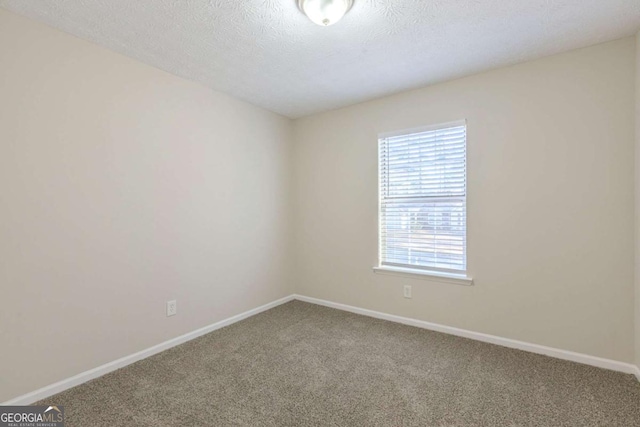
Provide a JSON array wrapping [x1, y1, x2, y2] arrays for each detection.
[[377, 121, 467, 278]]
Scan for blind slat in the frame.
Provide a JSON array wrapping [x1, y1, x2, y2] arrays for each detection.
[[379, 123, 467, 272]]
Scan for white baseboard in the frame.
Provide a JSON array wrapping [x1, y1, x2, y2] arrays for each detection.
[[4, 292, 637, 405], [2, 295, 295, 406], [293, 294, 639, 377]]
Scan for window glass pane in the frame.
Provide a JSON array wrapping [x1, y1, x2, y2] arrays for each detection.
[[381, 199, 466, 271], [379, 123, 466, 272]]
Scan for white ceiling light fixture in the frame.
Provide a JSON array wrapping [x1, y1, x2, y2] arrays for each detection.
[[297, 0, 354, 26]]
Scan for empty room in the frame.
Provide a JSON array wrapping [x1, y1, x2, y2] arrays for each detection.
[[1, 0, 640, 426]]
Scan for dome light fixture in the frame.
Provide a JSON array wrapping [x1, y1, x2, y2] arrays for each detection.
[[297, 0, 354, 26]]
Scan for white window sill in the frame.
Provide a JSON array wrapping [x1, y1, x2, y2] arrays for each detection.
[[372, 266, 474, 286]]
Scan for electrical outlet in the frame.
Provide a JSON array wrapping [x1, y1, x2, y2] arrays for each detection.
[[403, 285, 412, 299], [167, 300, 177, 317]]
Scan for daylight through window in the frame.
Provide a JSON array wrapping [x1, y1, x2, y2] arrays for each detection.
[[379, 121, 467, 273]]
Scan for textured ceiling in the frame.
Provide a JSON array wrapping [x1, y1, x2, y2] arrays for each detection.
[[1, 1, 640, 118]]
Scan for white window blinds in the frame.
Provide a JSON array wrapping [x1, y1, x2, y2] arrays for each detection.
[[379, 121, 467, 273]]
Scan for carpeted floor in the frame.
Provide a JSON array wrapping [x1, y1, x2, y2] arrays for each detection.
[[37, 301, 640, 426]]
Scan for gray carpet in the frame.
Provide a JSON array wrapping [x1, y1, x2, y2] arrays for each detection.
[[37, 301, 640, 426]]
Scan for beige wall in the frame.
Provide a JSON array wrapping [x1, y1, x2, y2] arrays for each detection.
[[0, 9, 293, 402], [293, 38, 636, 363]]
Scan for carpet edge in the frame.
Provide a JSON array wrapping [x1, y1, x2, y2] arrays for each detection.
[[1, 294, 296, 405], [293, 294, 639, 379]]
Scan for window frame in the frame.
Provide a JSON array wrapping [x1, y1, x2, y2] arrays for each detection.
[[374, 120, 473, 285]]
